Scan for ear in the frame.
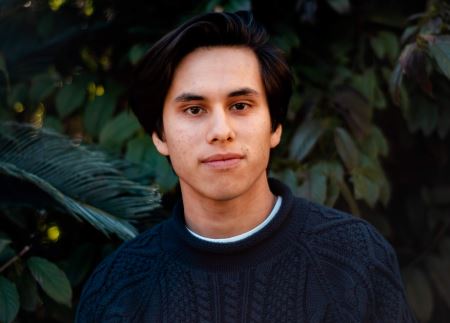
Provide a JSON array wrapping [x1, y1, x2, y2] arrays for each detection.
[[270, 124, 282, 148], [152, 132, 169, 156]]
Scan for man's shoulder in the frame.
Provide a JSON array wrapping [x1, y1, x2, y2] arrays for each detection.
[[292, 197, 398, 272], [79, 222, 166, 297], [100, 221, 166, 277], [76, 222, 167, 321], [291, 198, 414, 321]]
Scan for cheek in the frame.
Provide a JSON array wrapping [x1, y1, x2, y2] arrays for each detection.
[[243, 127, 272, 158], [165, 133, 197, 172], [168, 136, 191, 156]]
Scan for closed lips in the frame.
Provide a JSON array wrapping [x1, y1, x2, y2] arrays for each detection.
[[201, 153, 244, 163]]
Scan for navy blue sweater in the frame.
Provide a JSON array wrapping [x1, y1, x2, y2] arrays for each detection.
[[76, 179, 416, 322]]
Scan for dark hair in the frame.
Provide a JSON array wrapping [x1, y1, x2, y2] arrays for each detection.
[[129, 11, 292, 138]]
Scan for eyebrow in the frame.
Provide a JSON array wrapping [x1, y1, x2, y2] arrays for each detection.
[[174, 87, 259, 102]]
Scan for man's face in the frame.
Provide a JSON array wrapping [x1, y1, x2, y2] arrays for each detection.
[[152, 46, 282, 202]]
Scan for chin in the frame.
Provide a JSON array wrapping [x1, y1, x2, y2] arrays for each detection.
[[201, 186, 243, 202]]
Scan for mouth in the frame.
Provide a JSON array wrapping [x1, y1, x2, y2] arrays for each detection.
[[201, 153, 244, 169]]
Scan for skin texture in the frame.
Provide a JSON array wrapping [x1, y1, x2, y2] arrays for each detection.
[[152, 46, 282, 238]]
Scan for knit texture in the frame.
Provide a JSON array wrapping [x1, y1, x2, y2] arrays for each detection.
[[76, 178, 416, 322]]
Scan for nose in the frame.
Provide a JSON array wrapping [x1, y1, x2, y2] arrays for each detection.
[[206, 108, 235, 144]]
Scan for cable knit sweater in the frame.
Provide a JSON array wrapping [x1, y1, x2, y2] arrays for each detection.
[[76, 178, 416, 322]]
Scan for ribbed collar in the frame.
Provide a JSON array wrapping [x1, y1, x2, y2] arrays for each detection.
[[160, 178, 309, 271]]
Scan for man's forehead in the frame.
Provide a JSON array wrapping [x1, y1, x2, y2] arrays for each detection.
[[166, 46, 265, 102]]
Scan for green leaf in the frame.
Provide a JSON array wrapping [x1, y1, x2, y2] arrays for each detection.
[[350, 154, 387, 207], [43, 116, 63, 133], [361, 126, 389, 158], [126, 136, 178, 192], [403, 267, 434, 322], [125, 135, 152, 164], [0, 276, 20, 323], [327, 0, 350, 14], [99, 111, 141, 150], [6, 83, 28, 107], [0, 233, 11, 254], [401, 25, 418, 44], [370, 35, 385, 59], [128, 43, 150, 65], [404, 94, 438, 136], [351, 167, 380, 207], [16, 270, 42, 312], [376, 31, 399, 62], [326, 176, 340, 206], [272, 26, 300, 52], [275, 168, 298, 193], [312, 161, 344, 206], [351, 69, 385, 109], [55, 79, 87, 118], [29, 73, 56, 103], [27, 256, 72, 307], [332, 88, 372, 137], [351, 70, 373, 101], [427, 35, 450, 80], [289, 119, 324, 161], [222, 0, 251, 11], [312, 161, 344, 180], [0, 53, 10, 91], [389, 64, 404, 106], [0, 246, 15, 264], [297, 165, 327, 205], [334, 127, 359, 171], [84, 93, 116, 137]]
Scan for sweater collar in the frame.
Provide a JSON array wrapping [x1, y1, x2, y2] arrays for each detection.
[[161, 178, 305, 269]]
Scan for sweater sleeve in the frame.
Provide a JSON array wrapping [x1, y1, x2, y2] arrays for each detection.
[[365, 224, 417, 323], [75, 252, 115, 323]]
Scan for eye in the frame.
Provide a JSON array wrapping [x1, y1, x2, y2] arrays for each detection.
[[185, 106, 204, 115], [231, 102, 250, 111]]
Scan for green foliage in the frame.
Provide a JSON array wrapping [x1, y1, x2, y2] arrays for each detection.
[[0, 54, 9, 92], [125, 136, 178, 192], [289, 119, 324, 161], [99, 111, 141, 151], [55, 78, 87, 119], [427, 35, 450, 79], [29, 73, 58, 103], [83, 90, 117, 137], [371, 31, 400, 63], [27, 257, 72, 307], [334, 127, 360, 171], [16, 270, 41, 312], [0, 276, 19, 323], [0, 122, 160, 239], [326, 0, 350, 14]]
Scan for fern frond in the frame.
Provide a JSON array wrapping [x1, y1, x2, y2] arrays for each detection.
[[0, 122, 161, 240]]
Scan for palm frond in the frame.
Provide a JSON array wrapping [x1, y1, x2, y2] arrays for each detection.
[[0, 122, 161, 240]]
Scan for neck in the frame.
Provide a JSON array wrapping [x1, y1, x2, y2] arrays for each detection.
[[181, 176, 276, 239]]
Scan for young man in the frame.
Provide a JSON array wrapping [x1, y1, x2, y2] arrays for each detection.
[[76, 11, 416, 322]]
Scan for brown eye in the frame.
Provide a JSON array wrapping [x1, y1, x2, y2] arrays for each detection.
[[186, 106, 204, 115], [231, 103, 249, 111]]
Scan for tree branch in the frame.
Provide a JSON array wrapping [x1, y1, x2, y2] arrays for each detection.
[[0, 245, 31, 273]]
